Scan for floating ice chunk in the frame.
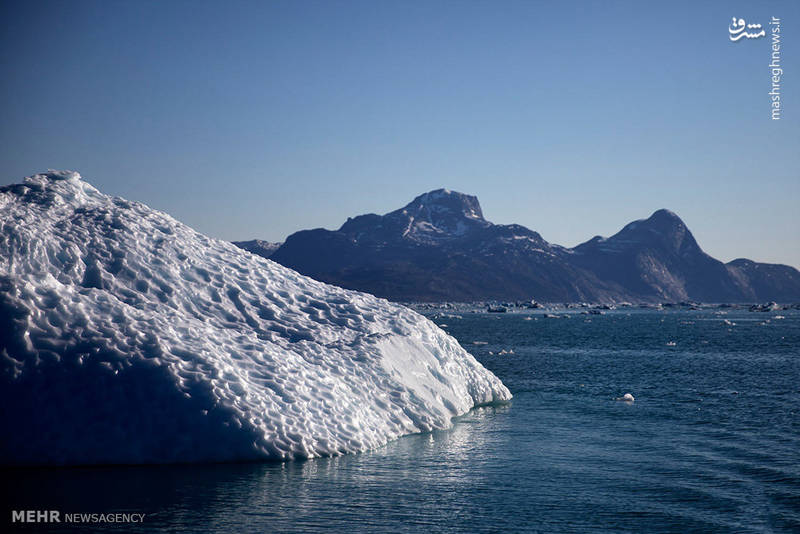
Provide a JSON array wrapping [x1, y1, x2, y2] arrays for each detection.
[[616, 393, 635, 402], [0, 171, 511, 465]]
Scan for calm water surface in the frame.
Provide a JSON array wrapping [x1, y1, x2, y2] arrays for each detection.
[[5, 309, 799, 533]]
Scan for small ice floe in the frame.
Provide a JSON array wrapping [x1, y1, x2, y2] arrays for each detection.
[[616, 393, 635, 402], [666, 341, 677, 347], [438, 324, 448, 328], [498, 349, 514, 355], [723, 319, 735, 326], [749, 302, 780, 312], [523, 316, 533, 321], [472, 341, 488, 345], [774, 315, 785, 320]]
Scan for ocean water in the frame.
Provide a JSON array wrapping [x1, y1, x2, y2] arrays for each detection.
[[5, 308, 799, 533]]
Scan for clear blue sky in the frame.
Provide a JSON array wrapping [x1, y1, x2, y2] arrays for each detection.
[[1, 0, 798, 267]]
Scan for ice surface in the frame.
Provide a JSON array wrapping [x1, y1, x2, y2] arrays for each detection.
[[0, 171, 511, 465]]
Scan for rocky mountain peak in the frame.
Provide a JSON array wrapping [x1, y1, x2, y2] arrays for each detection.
[[401, 189, 485, 222], [380, 189, 490, 242]]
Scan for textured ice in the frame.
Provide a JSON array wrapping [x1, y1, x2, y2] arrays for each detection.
[[0, 171, 511, 465]]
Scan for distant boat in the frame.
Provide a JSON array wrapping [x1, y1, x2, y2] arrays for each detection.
[[487, 306, 508, 313]]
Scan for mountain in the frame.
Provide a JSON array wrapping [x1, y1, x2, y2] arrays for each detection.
[[726, 258, 800, 302], [268, 189, 621, 302], [0, 172, 509, 465], [244, 190, 800, 303], [570, 209, 744, 302]]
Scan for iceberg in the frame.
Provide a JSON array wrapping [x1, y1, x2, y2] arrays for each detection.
[[0, 171, 510, 465]]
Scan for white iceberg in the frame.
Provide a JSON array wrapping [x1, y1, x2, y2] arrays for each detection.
[[0, 171, 511, 465]]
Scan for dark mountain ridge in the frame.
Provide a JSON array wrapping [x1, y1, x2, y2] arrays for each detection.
[[570, 209, 745, 302], [238, 190, 800, 303]]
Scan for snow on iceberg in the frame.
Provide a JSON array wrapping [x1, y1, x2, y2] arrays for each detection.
[[0, 171, 510, 465]]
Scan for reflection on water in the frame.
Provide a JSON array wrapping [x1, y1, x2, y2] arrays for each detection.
[[4, 405, 513, 533], [4, 309, 800, 533]]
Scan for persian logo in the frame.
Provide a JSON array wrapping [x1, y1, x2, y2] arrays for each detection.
[[729, 16, 782, 120], [729, 17, 765, 41]]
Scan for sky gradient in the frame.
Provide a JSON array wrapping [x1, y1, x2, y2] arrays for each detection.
[[1, 0, 798, 267]]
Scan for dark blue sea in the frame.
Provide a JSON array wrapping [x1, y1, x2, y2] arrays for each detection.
[[5, 308, 800, 533]]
